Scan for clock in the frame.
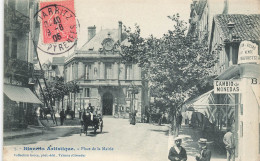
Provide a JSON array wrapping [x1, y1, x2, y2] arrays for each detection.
[[102, 38, 114, 51]]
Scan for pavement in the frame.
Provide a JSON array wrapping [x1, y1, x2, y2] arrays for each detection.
[[168, 124, 226, 161], [3, 117, 169, 161], [3, 115, 79, 140], [3, 117, 227, 161], [3, 126, 44, 140]]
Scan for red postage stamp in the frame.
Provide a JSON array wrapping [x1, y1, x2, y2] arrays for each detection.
[[35, 0, 79, 55]]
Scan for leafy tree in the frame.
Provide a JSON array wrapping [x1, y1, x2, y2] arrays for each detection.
[[42, 76, 69, 111], [66, 81, 80, 117], [119, 14, 220, 133]]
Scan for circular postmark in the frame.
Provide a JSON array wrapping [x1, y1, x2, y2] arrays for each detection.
[[34, 3, 80, 55]]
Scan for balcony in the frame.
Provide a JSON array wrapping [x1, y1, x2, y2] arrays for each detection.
[[4, 5, 30, 33], [4, 58, 33, 79]]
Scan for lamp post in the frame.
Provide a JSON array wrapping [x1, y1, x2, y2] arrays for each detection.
[[79, 88, 83, 119]]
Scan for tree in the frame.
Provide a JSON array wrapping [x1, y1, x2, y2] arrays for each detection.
[[42, 76, 69, 111], [67, 81, 80, 118], [119, 14, 220, 134]]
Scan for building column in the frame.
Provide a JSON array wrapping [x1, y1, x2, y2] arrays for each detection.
[[119, 64, 125, 80], [75, 62, 78, 80], [114, 62, 119, 80], [100, 62, 104, 79], [78, 62, 84, 80]]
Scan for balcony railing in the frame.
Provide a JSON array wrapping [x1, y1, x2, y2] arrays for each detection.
[[4, 58, 33, 78]]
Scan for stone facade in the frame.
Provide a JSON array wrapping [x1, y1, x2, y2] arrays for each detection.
[[64, 22, 149, 120]]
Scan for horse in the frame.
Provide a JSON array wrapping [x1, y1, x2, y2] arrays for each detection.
[[40, 107, 53, 119], [81, 109, 102, 135]]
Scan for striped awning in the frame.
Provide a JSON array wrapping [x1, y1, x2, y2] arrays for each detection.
[[4, 84, 42, 104], [183, 90, 235, 124]]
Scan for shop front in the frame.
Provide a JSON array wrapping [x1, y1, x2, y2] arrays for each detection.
[[3, 84, 43, 129]]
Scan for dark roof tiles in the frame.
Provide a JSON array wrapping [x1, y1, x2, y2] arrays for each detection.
[[214, 14, 260, 42]]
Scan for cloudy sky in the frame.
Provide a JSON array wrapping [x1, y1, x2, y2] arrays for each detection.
[[38, 0, 192, 63]]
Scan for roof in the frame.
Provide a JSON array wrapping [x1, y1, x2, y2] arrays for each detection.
[[52, 57, 65, 65], [80, 29, 118, 51], [214, 14, 260, 42]]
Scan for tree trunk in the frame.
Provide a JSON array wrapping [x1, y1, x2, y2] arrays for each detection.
[[62, 96, 64, 110]]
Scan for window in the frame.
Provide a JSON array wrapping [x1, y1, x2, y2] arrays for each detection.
[[126, 65, 132, 80], [11, 38, 17, 59], [85, 64, 91, 80], [105, 64, 112, 79], [84, 88, 90, 97]]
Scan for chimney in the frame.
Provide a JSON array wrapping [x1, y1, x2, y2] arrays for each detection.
[[88, 25, 96, 41], [118, 21, 122, 42]]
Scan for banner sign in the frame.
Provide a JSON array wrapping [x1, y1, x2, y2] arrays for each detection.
[[238, 41, 259, 64], [214, 80, 241, 94]]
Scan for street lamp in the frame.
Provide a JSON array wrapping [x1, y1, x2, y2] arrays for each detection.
[[227, 21, 235, 66]]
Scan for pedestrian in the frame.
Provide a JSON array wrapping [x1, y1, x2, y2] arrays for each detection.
[[175, 112, 183, 136], [196, 138, 211, 161], [130, 110, 137, 125], [60, 109, 65, 125], [223, 127, 235, 161], [168, 136, 187, 161]]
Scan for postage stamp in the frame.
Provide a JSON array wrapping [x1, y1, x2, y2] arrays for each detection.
[[34, 0, 79, 55]]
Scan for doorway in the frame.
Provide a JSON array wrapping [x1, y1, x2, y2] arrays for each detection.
[[102, 92, 113, 115]]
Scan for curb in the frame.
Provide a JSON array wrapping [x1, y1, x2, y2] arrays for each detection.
[[3, 130, 44, 140]]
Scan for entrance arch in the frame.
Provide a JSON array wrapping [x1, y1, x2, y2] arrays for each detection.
[[102, 92, 113, 115]]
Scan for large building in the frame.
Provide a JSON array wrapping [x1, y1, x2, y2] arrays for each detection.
[[209, 14, 260, 161], [186, 1, 260, 160], [3, 0, 42, 129], [186, 1, 260, 159], [64, 22, 149, 120]]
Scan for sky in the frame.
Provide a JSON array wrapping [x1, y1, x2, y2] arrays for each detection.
[[37, 0, 192, 63], [37, 0, 260, 63]]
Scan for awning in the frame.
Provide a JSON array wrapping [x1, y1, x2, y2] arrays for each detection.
[[183, 90, 235, 124], [4, 84, 42, 104], [184, 90, 214, 108]]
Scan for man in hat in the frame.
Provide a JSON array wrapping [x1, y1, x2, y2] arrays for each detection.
[[196, 138, 211, 161], [223, 127, 235, 161], [168, 137, 187, 161]]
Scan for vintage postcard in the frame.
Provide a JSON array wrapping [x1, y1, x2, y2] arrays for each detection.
[[2, 0, 260, 161]]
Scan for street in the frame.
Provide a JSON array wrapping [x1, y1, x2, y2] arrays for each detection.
[[3, 117, 169, 161]]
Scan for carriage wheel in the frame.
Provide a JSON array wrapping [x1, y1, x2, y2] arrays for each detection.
[[100, 121, 103, 133]]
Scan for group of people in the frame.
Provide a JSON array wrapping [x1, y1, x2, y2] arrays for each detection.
[[59, 103, 102, 126], [168, 128, 235, 161], [168, 137, 211, 161]]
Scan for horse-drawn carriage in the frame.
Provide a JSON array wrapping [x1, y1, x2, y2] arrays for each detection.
[[80, 110, 103, 136]]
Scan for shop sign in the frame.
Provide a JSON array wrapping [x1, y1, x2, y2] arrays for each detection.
[[238, 41, 259, 64], [214, 80, 241, 94]]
